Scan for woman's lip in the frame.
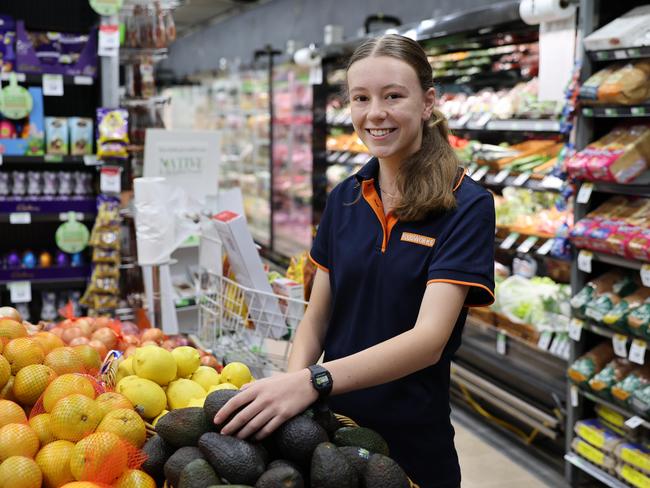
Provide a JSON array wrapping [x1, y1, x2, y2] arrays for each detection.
[[366, 128, 397, 140]]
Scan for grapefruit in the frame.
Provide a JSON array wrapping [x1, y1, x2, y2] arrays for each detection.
[[35, 439, 75, 488], [49, 394, 102, 442]]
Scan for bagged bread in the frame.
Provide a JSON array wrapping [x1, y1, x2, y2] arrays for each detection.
[[604, 287, 650, 329], [628, 300, 650, 339], [598, 61, 650, 105], [589, 358, 636, 397], [568, 342, 615, 385], [579, 64, 621, 101], [574, 419, 624, 454], [612, 367, 650, 406]]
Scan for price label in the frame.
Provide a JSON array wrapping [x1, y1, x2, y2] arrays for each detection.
[[629, 339, 647, 365], [641, 265, 650, 288], [8, 281, 31, 303], [561, 336, 572, 360], [100, 166, 122, 194], [613, 334, 628, 358], [536, 238, 555, 256], [578, 250, 593, 273], [474, 113, 492, 128], [73, 76, 93, 86], [513, 172, 531, 186], [470, 166, 489, 182], [83, 155, 99, 166], [614, 50, 627, 60], [98, 24, 119, 57], [538, 331, 553, 351], [569, 318, 584, 341], [631, 107, 647, 116], [9, 212, 31, 224], [571, 385, 579, 407], [576, 183, 594, 204], [466, 162, 478, 176], [605, 108, 618, 117], [494, 169, 510, 184], [0, 154, 3, 166], [517, 236, 539, 254], [625, 416, 645, 429], [541, 175, 563, 190], [455, 113, 473, 128], [549, 334, 562, 355], [500, 232, 520, 250], [42, 74, 64, 96], [496, 332, 507, 355]]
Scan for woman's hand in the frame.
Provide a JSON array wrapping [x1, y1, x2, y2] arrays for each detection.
[[215, 368, 318, 441]]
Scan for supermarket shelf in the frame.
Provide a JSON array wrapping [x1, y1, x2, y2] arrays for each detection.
[[588, 45, 650, 62], [327, 121, 353, 129], [0, 155, 97, 165], [120, 95, 170, 107], [326, 151, 369, 166], [481, 171, 563, 193], [580, 172, 650, 198], [0, 265, 91, 285], [449, 118, 561, 132], [582, 105, 650, 118], [0, 72, 95, 86], [564, 453, 629, 488], [578, 389, 650, 429], [582, 250, 648, 271], [0, 198, 97, 219], [119, 47, 168, 63], [584, 322, 615, 339]]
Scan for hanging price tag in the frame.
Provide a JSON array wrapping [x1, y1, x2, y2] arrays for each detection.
[[641, 265, 650, 288], [73, 76, 93, 86], [100, 166, 122, 194], [569, 318, 584, 341], [561, 336, 572, 360], [98, 24, 120, 57], [538, 331, 553, 351], [570, 385, 579, 407], [466, 162, 478, 176], [470, 166, 489, 182], [8, 281, 31, 303], [9, 212, 31, 224], [493, 169, 510, 184], [42, 74, 64, 96], [629, 339, 647, 365], [83, 155, 99, 166], [536, 238, 555, 256], [576, 183, 594, 204], [517, 236, 539, 254], [496, 332, 507, 355], [549, 334, 562, 355], [499, 232, 520, 250], [578, 250, 593, 273], [542, 175, 564, 190], [513, 172, 531, 186], [613, 334, 628, 358], [625, 416, 645, 429]]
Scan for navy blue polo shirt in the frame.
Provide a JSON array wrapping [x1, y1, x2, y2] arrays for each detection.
[[309, 157, 495, 488]]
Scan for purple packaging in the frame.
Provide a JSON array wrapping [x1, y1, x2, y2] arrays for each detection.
[[0, 15, 16, 72]]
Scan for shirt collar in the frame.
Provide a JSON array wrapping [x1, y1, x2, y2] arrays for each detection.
[[355, 157, 379, 182]]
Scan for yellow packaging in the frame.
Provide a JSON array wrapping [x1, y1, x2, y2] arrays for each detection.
[[619, 464, 650, 488]]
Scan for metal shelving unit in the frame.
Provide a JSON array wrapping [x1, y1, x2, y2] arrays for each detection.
[[565, 453, 629, 488]]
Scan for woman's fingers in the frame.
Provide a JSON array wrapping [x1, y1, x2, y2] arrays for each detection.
[[235, 408, 275, 440], [253, 415, 288, 441], [213, 387, 255, 426], [220, 394, 266, 435]]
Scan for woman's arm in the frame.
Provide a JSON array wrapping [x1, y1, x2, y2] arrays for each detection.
[[215, 281, 468, 439], [286, 269, 332, 373]]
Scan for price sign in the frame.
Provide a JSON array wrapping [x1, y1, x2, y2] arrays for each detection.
[[569, 318, 584, 341], [8, 281, 31, 303], [625, 416, 645, 429], [538, 331, 553, 351], [470, 166, 489, 182], [499, 232, 520, 250], [42, 74, 64, 96], [496, 332, 507, 355], [605, 108, 618, 117], [517, 236, 539, 254], [494, 169, 510, 184], [9, 212, 31, 224], [629, 339, 647, 365], [614, 50, 627, 60], [100, 166, 122, 193], [577, 250, 593, 273], [613, 334, 628, 358], [98, 24, 120, 57], [466, 162, 478, 176], [83, 155, 99, 166], [641, 264, 650, 288], [549, 334, 562, 355], [576, 183, 594, 204], [474, 113, 492, 128], [513, 172, 531, 186], [536, 238, 555, 256], [571, 385, 579, 407], [73, 76, 93, 86], [542, 175, 563, 190]]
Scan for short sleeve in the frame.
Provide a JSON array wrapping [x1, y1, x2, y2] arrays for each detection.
[[428, 193, 495, 307], [309, 190, 336, 273]]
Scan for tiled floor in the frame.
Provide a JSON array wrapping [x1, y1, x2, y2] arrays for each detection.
[[452, 407, 569, 488]]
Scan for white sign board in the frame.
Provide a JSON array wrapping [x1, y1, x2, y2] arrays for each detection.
[[143, 129, 220, 203]]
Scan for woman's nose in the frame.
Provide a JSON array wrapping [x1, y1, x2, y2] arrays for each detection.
[[368, 100, 387, 120]]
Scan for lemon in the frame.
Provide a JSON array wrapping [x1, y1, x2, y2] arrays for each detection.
[[171, 347, 201, 378], [118, 377, 166, 419], [151, 410, 168, 427], [190, 366, 221, 392], [166, 379, 206, 410], [220, 362, 252, 388], [186, 397, 205, 407], [208, 382, 238, 393], [132, 346, 177, 386], [115, 356, 134, 385]]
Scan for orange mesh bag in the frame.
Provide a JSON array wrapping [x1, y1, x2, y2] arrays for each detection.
[[30, 373, 106, 418], [0, 455, 42, 488], [0, 398, 28, 427]]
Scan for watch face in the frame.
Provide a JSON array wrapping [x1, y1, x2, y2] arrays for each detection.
[[314, 373, 330, 388]]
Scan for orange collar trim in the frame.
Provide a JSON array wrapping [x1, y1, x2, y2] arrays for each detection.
[[452, 167, 468, 192]]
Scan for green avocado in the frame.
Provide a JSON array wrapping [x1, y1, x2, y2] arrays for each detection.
[[164, 446, 206, 488], [273, 414, 329, 467], [203, 389, 240, 430], [311, 442, 359, 488], [255, 465, 304, 488], [156, 407, 212, 448], [198, 432, 266, 485], [363, 453, 410, 488], [338, 446, 371, 475], [178, 458, 220, 488], [333, 427, 389, 456], [141, 435, 175, 486]]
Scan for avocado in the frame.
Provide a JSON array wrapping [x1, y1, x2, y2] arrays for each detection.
[[156, 407, 212, 447], [255, 465, 304, 488], [203, 389, 239, 430], [274, 414, 328, 467], [306, 405, 342, 436], [267, 459, 302, 472], [311, 442, 359, 488], [333, 427, 389, 456], [198, 432, 266, 485], [179, 458, 221, 488], [338, 446, 371, 475], [165, 446, 206, 488], [363, 453, 410, 488], [207, 486, 253, 488], [141, 435, 176, 485]]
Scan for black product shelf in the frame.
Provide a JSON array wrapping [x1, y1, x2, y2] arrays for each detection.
[[481, 172, 564, 193], [577, 249, 648, 271], [0, 265, 91, 285], [582, 105, 650, 118], [577, 389, 650, 429], [0, 197, 97, 218], [588, 45, 650, 62], [0, 155, 97, 166], [0, 72, 94, 86], [449, 118, 561, 132], [578, 172, 650, 198]]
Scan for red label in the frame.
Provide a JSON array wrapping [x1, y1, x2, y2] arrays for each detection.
[[213, 211, 239, 222]]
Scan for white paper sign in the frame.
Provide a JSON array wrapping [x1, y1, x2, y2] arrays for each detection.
[[569, 318, 583, 341], [500, 232, 520, 250], [8, 281, 31, 303], [538, 331, 553, 350], [536, 238, 555, 256], [517, 236, 539, 254], [9, 212, 31, 224], [144, 129, 221, 204], [494, 169, 510, 184], [570, 385, 579, 407], [470, 166, 489, 182], [73, 76, 93, 86], [496, 332, 507, 355], [629, 339, 647, 365], [513, 172, 531, 186], [578, 250, 593, 273], [613, 334, 628, 358], [100, 166, 122, 193], [625, 416, 645, 429], [641, 265, 650, 288], [42, 74, 64, 96], [577, 183, 594, 204], [98, 24, 119, 57], [83, 155, 99, 166]]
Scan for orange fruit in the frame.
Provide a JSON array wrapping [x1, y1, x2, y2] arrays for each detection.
[[60, 483, 104, 488], [0, 318, 27, 340], [0, 399, 27, 427], [69, 431, 128, 483], [35, 439, 75, 488], [72, 345, 102, 373], [43, 374, 96, 413], [3, 338, 45, 375], [0, 355, 11, 390], [44, 347, 86, 375], [29, 414, 56, 446], [0, 455, 42, 488], [0, 422, 40, 460], [95, 392, 132, 419], [13, 364, 57, 406], [96, 408, 146, 448], [0, 375, 17, 402], [32, 332, 65, 355], [113, 469, 156, 488], [50, 394, 102, 442]]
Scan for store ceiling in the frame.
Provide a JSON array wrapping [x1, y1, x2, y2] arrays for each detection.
[[172, 0, 266, 38]]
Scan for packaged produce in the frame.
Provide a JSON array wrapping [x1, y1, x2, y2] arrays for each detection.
[[588, 358, 636, 397], [612, 367, 650, 406], [571, 270, 630, 318], [585, 275, 637, 323], [571, 437, 617, 472], [616, 463, 650, 488], [631, 384, 650, 418], [604, 287, 650, 330], [629, 302, 650, 338], [574, 418, 624, 453], [616, 443, 650, 475], [568, 342, 615, 385]]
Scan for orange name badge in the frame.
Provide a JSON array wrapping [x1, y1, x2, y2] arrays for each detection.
[[400, 232, 436, 248]]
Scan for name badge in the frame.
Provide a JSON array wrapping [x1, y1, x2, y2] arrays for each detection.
[[401, 232, 436, 248]]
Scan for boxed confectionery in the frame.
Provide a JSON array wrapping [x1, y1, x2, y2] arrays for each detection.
[[0, 87, 44, 155], [45, 117, 68, 155], [583, 5, 650, 51]]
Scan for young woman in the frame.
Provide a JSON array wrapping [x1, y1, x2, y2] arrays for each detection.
[[215, 34, 495, 488]]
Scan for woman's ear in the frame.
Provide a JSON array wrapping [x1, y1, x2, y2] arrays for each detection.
[[422, 87, 436, 120]]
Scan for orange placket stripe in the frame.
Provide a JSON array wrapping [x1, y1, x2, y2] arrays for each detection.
[[362, 179, 395, 252]]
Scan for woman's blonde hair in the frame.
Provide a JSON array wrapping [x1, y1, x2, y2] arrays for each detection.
[[347, 34, 459, 220]]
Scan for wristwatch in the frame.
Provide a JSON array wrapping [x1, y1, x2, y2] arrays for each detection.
[[307, 364, 333, 402]]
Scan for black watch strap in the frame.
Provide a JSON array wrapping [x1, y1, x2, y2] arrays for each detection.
[[308, 364, 333, 401]]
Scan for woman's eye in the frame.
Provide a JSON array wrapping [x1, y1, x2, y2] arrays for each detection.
[[386, 93, 402, 100], [353, 95, 368, 102]]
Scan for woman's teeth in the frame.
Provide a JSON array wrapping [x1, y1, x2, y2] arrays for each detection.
[[368, 129, 395, 136]]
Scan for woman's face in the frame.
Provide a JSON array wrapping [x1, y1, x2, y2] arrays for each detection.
[[347, 56, 435, 167]]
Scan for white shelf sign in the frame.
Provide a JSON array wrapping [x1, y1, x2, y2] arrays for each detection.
[[641, 265, 650, 288], [538, 331, 553, 351], [570, 385, 579, 407], [576, 182, 594, 204], [613, 334, 628, 358], [629, 339, 647, 365], [569, 318, 583, 341], [494, 169, 510, 184], [496, 332, 507, 355], [98, 24, 119, 57], [577, 250, 593, 273], [8, 281, 31, 303], [625, 416, 645, 429], [9, 212, 31, 224], [471, 166, 489, 182], [536, 238, 555, 256], [500, 232, 520, 250], [517, 236, 539, 254], [513, 172, 531, 186], [100, 166, 122, 194], [542, 175, 564, 190], [42, 74, 64, 96]]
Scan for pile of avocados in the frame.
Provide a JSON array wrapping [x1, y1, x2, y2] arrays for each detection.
[[141, 389, 411, 488]]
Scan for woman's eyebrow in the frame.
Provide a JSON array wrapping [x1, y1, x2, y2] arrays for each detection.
[[349, 83, 408, 94]]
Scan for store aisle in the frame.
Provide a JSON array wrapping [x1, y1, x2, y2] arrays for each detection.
[[452, 408, 568, 488]]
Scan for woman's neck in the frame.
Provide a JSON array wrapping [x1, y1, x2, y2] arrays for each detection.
[[377, 158, 401, 192]]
